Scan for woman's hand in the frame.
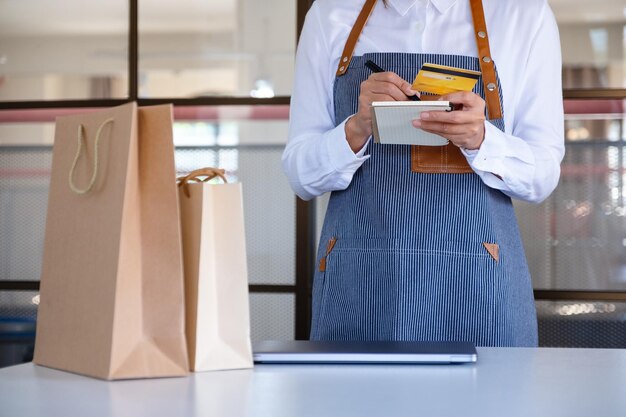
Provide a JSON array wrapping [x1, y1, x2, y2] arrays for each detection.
[[345, 72, 419, 153], [412, 91, 486, 150]]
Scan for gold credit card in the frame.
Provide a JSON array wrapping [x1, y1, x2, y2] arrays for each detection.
[[412, 63, 481, 96]]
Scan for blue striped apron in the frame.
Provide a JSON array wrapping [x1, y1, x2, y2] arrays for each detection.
[[310, 52, 538, 347]]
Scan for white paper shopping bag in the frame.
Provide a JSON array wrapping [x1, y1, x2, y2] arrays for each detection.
[[177, 168, 253, 372]]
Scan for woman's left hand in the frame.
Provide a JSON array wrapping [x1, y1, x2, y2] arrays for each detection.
[[412, 91, 486, 150]]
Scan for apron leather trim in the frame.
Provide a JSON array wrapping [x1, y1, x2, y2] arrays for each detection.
[[483, 242, 500, 263], [319, 237, 338, 272], [336, 0, 377, 77], [411, 144, 473, 174], [469, 0, 503, 120]]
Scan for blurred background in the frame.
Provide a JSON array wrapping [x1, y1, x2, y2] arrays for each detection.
[[0, 0, 625, 368]]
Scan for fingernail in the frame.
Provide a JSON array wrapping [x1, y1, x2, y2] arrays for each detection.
[[413, 120, 422, 128], [421, 112, 430, 120]]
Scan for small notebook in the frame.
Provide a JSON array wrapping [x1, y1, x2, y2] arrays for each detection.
[[371, 101, 451, 146]]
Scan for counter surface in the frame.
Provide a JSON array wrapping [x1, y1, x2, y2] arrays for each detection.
[[1, 347, 625, 417]]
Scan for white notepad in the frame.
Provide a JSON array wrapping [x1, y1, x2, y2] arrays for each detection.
[[371, 101, 452, 146]]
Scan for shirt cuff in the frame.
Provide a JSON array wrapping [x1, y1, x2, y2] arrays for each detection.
[[324, 116, 370, 173], [464, 121, 534, 176]]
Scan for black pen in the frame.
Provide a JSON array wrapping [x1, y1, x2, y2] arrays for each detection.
[[364, 59, 421, 101]]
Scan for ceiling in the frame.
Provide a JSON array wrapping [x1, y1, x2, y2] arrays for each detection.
[[0, 0, 624, 36]]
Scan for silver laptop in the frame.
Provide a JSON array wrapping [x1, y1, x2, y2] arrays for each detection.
[[253, 340, 477, 364]]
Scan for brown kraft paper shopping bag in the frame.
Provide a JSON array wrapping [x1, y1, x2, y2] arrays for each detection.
[[177, 168, 253, 372], [34, 102, 189, 380]]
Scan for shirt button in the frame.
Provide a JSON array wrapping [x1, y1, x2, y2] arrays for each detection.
[[415, 21, 424, 31]]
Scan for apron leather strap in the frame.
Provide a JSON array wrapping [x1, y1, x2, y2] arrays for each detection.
[[469, 0, 502, 120], [336, 0, 503, 120], [336, 0, 377, 77]]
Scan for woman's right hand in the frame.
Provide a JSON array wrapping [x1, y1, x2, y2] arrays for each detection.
[[345, 72, 419, 153]]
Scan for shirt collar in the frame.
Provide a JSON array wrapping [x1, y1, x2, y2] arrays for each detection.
[[386, 0, 458, 16]]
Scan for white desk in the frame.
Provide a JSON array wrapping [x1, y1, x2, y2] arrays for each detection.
[[1, 347, 625, 417]]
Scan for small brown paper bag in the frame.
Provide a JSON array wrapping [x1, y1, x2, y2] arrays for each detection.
[[34, 102, 189, 380]]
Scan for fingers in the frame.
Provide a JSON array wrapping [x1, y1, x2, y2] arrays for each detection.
[[439, 91, 484, 109], [369, 84, 412, 102], [412, 118, 485, 149], [418, 109, 483, 125], [363, 72, 417, 100], [369, 72, 415, 94], [355, 71, 417, 130], [358, 93, 399, 118], [412, 100, 486, 150], [414, 120, 483, 137]]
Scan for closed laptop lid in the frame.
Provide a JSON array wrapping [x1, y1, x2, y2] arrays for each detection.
[[253, 341, 477, 364]]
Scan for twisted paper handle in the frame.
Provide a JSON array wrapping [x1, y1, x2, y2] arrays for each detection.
[[68, 118, 114, 195], [176, 167, 228, 198]]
